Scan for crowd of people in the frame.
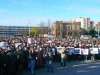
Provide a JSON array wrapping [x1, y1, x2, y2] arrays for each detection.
[[0, 37, 100, 75]]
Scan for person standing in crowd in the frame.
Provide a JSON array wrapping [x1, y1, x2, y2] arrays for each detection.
[[51, 45, 57, 62], [6, 50, 17, 75], [36, 46, 45, 68], [28, 47, 36, 75], [81, 46, 89, 62], [22, 46, 29, 71], [0, 48, 7, 75], [44, 47, 54, 72], [16, 45, 26, 73], [60, 47, 66, 67]]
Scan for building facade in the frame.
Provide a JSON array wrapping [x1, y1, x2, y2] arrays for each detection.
[[0, 26, 48, 39], [73, 17, 92, 30], [52, 21, 81, 38], [95, 22, 100, 32], [52, 21, 64, 38]]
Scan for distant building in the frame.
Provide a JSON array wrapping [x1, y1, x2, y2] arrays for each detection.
[[52, 21, 64, 38], [71, 22, 81, 31], [0, 26, 48, 39], [71, 22, 81, 37], [90, 21, 94, 30], [52, 21, 81, 38], [73, 17, 92, 30], [95, 22, 100, 32]]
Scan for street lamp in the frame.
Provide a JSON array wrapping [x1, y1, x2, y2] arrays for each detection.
[[98, 26, 99, 38], [27, 21, 31, 37], [48, 19, 51, 35]]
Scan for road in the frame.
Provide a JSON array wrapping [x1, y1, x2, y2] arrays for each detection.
[[22, 61, 100, 75]]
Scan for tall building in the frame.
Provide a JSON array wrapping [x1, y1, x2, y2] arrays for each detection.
[[90, 21, 94, 29], [73, 17, 92, 30], [95, 22, 100, 32]]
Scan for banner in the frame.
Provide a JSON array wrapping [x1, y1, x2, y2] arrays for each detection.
[[90, 48, 99, 54], [68, 47, 75, 55], [57, 47, 65, 53], [27, 38, 32, 44], [74, 48, 82, 55], [81, 48, 89, 55]]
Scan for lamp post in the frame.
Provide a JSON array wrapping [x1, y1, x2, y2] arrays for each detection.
[[98, 26, 99, 38], [28, 21, 31, 37], [48, 19, 51, 35]]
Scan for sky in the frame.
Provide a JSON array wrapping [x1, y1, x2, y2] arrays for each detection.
[[0, 0, 100, 26]]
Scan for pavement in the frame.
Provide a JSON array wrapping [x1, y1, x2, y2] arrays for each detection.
[[21, 60, 100, 75]]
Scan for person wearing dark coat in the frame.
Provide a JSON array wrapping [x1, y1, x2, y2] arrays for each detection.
[[6, 50, 17, 75]]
